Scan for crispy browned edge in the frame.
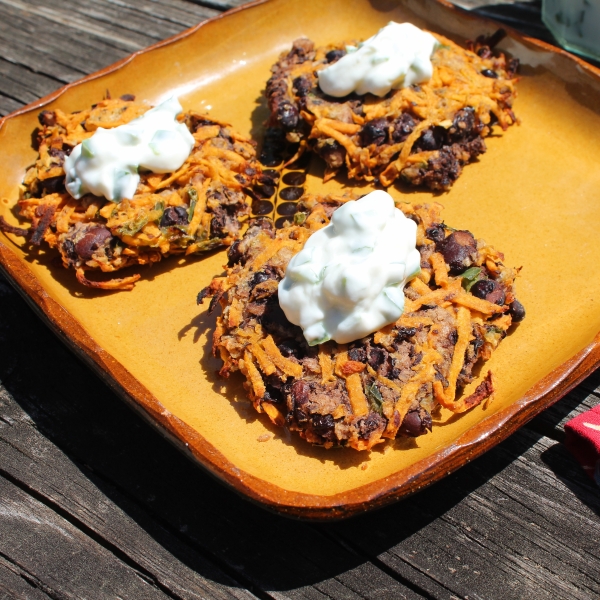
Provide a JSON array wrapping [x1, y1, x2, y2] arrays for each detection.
[[1, 0, 600, 521]]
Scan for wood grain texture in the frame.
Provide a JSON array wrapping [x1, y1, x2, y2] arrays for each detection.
[[0, 474, 176, 599], [0, 0, 217, 116], [0, 397, 259, 599], [0, 555, 53, 600], [327, 430, 600, 600]]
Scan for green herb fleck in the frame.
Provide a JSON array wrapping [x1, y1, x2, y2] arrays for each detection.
[[309, 334, 331, 347], [191, 238, 223, 253], [188, 187, 198, 223], [365, 383, 384, 414], [81, 139, 94, 158], [461, 266, 481, 291], [116, 214, 148, 237], [294, 212, 307, 225]]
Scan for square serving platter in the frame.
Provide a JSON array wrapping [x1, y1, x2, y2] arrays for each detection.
[[1, 0, 600, 519]]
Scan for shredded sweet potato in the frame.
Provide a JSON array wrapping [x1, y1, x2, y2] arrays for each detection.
[[266, 30, 518, 191], [199, 193, 524, 450], [8, 96, 264, 290]]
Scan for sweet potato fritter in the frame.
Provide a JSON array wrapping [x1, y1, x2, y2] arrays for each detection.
[[4, 96, 265, 290], [266, 30, 518, 190], [199, 195, 525, 451]]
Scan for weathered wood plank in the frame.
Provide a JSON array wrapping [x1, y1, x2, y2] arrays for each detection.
[[0, 555, 52, 600], [0, 396, 259, 599], [327, 429, 600, 600], [0, 473, 177, 599], [0, 57, 66, 111], [0, 274, 423, 598], [0, 0, 218, 116]]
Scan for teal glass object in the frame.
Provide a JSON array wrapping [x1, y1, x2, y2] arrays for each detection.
[[542, 0, 600, 62]]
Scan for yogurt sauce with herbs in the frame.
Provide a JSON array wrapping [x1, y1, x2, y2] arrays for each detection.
[[278, 191, 421, 346], [318, 21, 440, 98], [64, 97, 194, 202]]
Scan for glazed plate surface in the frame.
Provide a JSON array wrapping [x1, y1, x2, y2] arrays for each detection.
[[1, 0, 600, 519]]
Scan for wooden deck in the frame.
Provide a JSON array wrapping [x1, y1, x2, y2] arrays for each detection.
[[0, 1, 599, 598]]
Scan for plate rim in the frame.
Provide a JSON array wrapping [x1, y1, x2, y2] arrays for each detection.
[[1, 0, 600, 520]]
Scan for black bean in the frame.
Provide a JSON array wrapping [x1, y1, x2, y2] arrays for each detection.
[[275, 217, 289, 229], [311, 413, 335, 436], [264, 374, 287, 403], [348, 347, 367, 363], [277, 102, 299, 130], [449, 107, 477, 142], [282, 171, 306, 186], [38, 110, 56, 127], [368, 347, 387, 369], [415, 126, 447, 151], [507, 57, 520, 78], [481, 69, 498, 79], [291, 380, 310, 423], [396, 327, 417, 342], [436, 230, 477, 274], [160, 206, 188, 227], [425, 223, 446, 243], [210, 208, 231, 238], [325, 49, 346, 63], [471, 279, 505, 305], [279, 187, 304, 201], [317, 140, 346, 169], [391, 113, 417, 143], [227, 241, 242, 265], [257, 173, 276, 187], [120, 94, 136, 101], [359, 118, 388, 147], [292, 76, 312, 97], [509, 299, 526, 322], [62, 239, 78, 261], [250, 271, 271, 288], [357, 413, 385, 438], [48, 147, 65, 161], [41, 176, 65, 195], [74, 226, 113, 260], [261, 297, 300, 338], [399, 409, 432, 437], [252, 217, 276, 233], [277, 339, 301, 358]]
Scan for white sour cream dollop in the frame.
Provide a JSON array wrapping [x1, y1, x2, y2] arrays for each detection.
[[278, 191, 421, 346], [64, 97, 195, 202], [318, 22, 440, 98]]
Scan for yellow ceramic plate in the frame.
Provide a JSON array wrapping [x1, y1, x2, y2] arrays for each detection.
[[1, 0, 600, 519]]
